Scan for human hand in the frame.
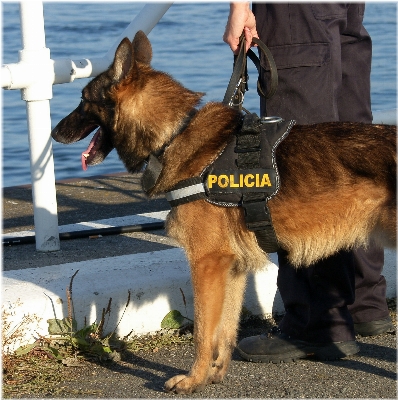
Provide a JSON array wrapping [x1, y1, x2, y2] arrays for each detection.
[[223, 2, 259, 54]]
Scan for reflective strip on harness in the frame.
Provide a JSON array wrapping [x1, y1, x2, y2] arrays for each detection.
[[165, 177, 207, 207], [166, 183, 205, 203]]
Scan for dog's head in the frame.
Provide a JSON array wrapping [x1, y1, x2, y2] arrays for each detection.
[[51, 31, 203, 172]]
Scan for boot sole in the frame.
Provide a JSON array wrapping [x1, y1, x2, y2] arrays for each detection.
[[237, 340, 360, 363], [354, 319, 395, 337]]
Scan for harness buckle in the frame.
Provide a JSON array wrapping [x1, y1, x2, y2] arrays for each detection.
[[261, 116, 283, 124]]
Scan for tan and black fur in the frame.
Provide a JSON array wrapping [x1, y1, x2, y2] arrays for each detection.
[[51, 31, 396, 394]]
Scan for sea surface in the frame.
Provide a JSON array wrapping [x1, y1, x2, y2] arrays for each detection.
[[2, 2, 397, 187]]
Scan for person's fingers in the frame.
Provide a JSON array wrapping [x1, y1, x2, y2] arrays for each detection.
[[250, 26, 259, 42], [223, 32, 240, 53], [243, 27, 252, 52], [243, 27, 260, 52]]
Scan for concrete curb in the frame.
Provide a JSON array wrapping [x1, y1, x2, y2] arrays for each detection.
[[3, 210, 396, 352], [2, 211, 285, 352]]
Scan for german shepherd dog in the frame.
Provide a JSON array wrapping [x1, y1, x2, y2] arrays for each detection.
[[51, 31, 396, 394]]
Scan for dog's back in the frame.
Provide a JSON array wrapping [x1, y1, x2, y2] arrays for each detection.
[[268, 121, 396, 265], [277, 122, 396, 197]]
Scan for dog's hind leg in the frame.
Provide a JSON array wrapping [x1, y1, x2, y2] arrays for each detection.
[[164, 251, 238, 394]]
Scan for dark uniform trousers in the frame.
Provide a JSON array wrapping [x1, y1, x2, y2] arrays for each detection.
[[252, 3, 389, 342]]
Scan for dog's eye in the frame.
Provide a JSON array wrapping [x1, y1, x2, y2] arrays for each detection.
[[79, 96, 113, 117]]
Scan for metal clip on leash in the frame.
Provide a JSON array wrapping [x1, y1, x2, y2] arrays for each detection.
[[223, 34, 278, 112], [230, 77, 245, 108]]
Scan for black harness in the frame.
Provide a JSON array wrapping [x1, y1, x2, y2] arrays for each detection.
[[164, 114, 294, 253], [143, 36, 294, 253]]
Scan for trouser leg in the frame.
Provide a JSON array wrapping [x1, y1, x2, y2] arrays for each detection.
[[253, 3, 387, 341], [320, 10, 388, 327], [338, 6, 373, 123], [277, 250, 356, 343], [277, 245, 388, 341], [348, 246, 389, 323]]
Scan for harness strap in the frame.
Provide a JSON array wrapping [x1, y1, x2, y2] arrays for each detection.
[[142, 154, 163, 194], [142, 110, 198, 195], [236, 115, 280, 253]]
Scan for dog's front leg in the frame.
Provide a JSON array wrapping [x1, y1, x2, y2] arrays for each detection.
[[207, 267, 247, 384], [164, 252, 235, 394]]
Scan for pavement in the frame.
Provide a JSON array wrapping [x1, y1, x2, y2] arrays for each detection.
[[2, 172, 397, 399]]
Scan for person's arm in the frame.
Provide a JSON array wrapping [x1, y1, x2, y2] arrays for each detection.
[[223, 2, 259, 54]]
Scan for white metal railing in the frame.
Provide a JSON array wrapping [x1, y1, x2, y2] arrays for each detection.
[[2, 2, 172, 251]]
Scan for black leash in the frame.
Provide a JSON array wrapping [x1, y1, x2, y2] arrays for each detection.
[[222, 36, 285, 252], [223, 34, 278, 111]]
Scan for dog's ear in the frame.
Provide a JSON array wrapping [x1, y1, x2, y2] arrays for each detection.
[[132, 30, 152, 65], [111, 38, 134, 83]]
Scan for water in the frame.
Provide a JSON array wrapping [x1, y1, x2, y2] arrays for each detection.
[[2, 2, 396, 187]]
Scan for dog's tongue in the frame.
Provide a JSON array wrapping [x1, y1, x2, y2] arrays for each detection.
[[81, 128, 100, 171]]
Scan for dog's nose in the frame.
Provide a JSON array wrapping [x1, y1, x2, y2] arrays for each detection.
[[51, 125, 71, 143], [50, 123, 73, 144], [51, 126, 61, 141]]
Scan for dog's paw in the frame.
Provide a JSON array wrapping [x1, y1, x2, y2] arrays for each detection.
[[207, 360, 228, 384], [164, 375, 205, 394], [207, 372, 224, 385]]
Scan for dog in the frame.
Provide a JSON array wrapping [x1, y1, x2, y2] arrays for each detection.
[[51, 31, 396, 394]]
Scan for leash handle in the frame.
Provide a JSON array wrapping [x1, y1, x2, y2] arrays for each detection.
[[251, 37, 278, 99], [223, 35, 278, 109]]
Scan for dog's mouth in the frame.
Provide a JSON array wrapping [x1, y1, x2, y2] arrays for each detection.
[[52, 112, 115, 171], [81, 126, 101, 171]]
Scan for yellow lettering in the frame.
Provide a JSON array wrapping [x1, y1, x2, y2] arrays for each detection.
[[244, 174, 255, 187], [208, 175, 217, 188], [230, 174, 239, 188], [261, 174, 272, 187], [218, 175, 229, 188], [208, 172, 272, 190]]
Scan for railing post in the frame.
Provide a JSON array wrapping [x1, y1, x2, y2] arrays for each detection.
[[19, 1, 60, 251]]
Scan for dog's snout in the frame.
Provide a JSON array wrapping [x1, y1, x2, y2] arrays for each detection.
[[51, 125, 65, 142]]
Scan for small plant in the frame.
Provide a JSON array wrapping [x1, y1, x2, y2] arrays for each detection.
[[13, 270, 130, 363], [161, 309, 193, 329], [160, 288, 193, 329]]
